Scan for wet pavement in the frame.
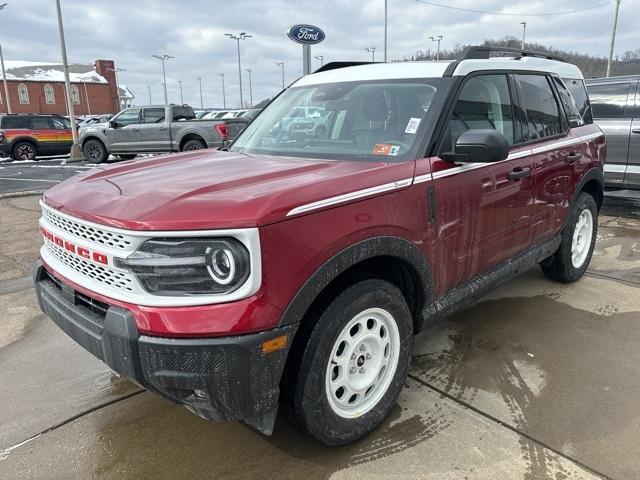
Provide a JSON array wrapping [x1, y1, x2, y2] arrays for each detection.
[[0, 195, 639, 479]]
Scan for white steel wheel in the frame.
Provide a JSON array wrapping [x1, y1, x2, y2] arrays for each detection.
[[325, 307, 400, 419], [571, 208, 594, 268]]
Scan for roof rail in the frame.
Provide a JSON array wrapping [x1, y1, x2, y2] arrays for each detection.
[[459, 46, 566, 63], [314, 61, 376, 73]]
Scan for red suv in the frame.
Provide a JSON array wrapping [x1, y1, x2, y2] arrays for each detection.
[[34, 47, 605, 445], [0, 114, 73, 160]]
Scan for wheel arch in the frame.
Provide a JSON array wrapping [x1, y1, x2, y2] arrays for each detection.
[[11, 137, 39, 155], [179, 133, 207, 151], [573, 167, 604, 211]]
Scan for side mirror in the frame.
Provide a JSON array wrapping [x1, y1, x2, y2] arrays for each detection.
[[108, 119, 117, 129], [442, 129, 509, 163]]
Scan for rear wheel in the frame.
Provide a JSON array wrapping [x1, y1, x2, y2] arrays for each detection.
[[182, 138, 206, 151], [12, 141, 37, 161], [283, 279, 413, 445], [83, 139, 108, 163], [540, 192, 598, 283]]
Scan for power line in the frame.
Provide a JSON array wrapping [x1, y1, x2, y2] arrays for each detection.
[[414, 0, 613, 16]]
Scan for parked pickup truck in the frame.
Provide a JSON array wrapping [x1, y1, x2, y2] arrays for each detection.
[[35, 46, 605, 446], [79, 104, 248, 163]]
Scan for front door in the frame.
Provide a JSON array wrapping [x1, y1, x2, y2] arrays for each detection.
[[106, 108, 142, 151], [431, 73, 535, 292]]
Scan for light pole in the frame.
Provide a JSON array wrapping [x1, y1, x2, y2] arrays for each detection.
[[196, 77, 203, 109], [107, 67, 125, 110], [606, 0, 622, 77], [365, 47, 376, 62], [177, 80, 183, 104], [0, 3, 11, 114], [151, 54, 173, 104], [55, 0, 83, 162], [384, 0, 388, 62], [224, 32, 251, 108], [520, 22, 527, 49], [429, 35, 443, 61], [314, 55, 324, 66], [147, 85, 152, 104], [275, 62, 285, 90], [245, 68, 253, 108], [219, 73, 226, 109]]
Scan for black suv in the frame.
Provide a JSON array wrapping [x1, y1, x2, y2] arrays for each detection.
[[0, 114, 73, 161]]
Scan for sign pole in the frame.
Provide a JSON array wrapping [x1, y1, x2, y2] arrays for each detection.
[[303, 45, 311, 76], [287, 24, 325, 77]]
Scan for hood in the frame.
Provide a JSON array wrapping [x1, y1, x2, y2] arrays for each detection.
[[43, 150, 415, 230]]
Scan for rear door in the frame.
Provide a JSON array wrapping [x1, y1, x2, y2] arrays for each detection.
[[28, 117, 56, 155], [587, 80, 635, 185], [139, 107, 170, 151], [50, 117, 73, 154], [625, 80, 640, 186], [106, 108, 142, 151]]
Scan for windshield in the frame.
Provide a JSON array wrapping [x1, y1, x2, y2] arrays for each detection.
[[231, 79, 442, 161]]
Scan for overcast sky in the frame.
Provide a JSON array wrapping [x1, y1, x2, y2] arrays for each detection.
[[1, 0, 638, 109]]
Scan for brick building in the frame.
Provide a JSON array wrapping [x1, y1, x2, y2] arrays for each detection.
[[0, 59, 133, 116]]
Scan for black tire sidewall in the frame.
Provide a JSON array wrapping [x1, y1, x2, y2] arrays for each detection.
[[292, 279, 413, 446], [83, 140, 107, 163], [13, 141, 37, 161], [182, 139, 206, 151]]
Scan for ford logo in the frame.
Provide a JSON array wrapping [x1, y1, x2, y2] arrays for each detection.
[[287, 24, 326, 45]]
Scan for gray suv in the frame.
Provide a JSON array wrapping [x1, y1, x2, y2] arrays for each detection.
[[585, 76, 640, 189]]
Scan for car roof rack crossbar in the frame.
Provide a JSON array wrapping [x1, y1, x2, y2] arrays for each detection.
[[314, 61, 376, 73], [459, 46, 566, 63]]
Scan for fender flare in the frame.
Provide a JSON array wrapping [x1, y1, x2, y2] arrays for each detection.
[[278, 236, 434, 329], [10, 136, 40, 152], [571, 167, 604, 208]]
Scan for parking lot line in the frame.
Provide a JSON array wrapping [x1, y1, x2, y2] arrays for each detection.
[[0, 178, 59, 183]]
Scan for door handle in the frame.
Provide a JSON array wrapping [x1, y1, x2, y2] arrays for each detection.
[[565, 152, 582, 164], [507, 167, 531, 181], [632, 128, 640, 134]]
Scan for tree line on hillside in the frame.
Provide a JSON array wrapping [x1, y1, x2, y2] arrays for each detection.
[[406, 36, 640, 79]]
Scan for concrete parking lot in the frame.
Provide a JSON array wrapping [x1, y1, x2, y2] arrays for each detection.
[[0, 193, 638, 479]]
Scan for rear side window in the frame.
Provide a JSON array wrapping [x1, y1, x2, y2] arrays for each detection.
[[516, 74, 562, 140], [172, 107, 195, 121], [563, 78, 592, 124], [553, 78, 584, 127], [441, 74, 515, 152], [29, 117, 51, 130], [143, 108, 165, 123], [1, 116, 30, 128], [587, 82, 630, 119]]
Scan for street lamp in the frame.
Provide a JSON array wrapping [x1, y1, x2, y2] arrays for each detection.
[[55, 0, 83, 162], [151, 54, 173, 104], [275, 62, 285, 90], [384, 0, 388, 62], [224, 32, 251, 108], [177, 80, 183, 104], [429, 35, 443, 61], [314, 55, 324, 66], [219, 73, 226, 109], [196, 77, 203, 109], [365, 47, 376, 62], [245, 68, 253, 108], [107, 67, 125, 110], [520, 22, 527, 49], [0, 2, 11, 114]]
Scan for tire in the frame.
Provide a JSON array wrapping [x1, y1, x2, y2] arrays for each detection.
[[83, 139, 108, 163], [116, 154, 137, 160], [540, 192, 598, 283], [12, 141, 37, 161], [283, 279, 413, 445], [181, 138, 206, 151]]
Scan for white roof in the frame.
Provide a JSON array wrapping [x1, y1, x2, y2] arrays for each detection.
[[0, 60, 108, 84], [118, 85, 135, 99], [293, 56, 583, 87]]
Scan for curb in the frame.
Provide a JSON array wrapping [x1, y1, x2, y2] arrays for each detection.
[[0, 189, 46, 199]]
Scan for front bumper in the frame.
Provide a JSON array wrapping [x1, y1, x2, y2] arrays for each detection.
[[34, 262, 295, 431]]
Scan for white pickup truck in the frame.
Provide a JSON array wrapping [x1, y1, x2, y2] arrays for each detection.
[[79, 104, 248, 162]]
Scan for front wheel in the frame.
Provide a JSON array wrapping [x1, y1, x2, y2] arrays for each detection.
[[82, 139, 108, 163], [540, 192, 598, 283], [283, 279, 413, 445]]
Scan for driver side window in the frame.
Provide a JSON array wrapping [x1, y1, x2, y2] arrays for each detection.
[[442, 74, 514, 153], [113, 109, 141, 127]]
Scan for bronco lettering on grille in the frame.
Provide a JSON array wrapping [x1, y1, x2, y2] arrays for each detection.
[[40, 226, 109, 265]]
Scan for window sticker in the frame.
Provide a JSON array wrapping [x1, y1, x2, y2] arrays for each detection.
[[389, 145, 400, 156], [373, 144, 392, 155], [405, 117, 421, 134]]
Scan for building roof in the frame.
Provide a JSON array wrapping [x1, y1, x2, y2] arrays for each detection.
[[0, 61, 108, 84], [118, 85, 135, 99]]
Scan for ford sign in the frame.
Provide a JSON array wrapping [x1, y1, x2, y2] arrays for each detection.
[[287, 24, 325, 45]]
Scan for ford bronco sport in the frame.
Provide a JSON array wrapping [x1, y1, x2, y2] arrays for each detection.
[[35, 46, 605, 445]]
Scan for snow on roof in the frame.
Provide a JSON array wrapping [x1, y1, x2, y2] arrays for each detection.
[[118, 85, 135, 99], [0, 61, 108, 83]]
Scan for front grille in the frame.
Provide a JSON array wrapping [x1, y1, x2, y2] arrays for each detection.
[[47, 241, 134, 292], [42, 207, 132, 250]]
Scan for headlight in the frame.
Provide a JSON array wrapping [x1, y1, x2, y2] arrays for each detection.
[[114, 238, 250, 296]]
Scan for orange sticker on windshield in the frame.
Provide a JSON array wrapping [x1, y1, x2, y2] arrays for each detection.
[[373, 144, 392, 155]]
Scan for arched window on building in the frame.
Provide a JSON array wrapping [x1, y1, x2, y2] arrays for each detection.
[[18, 83, 29, 104], [44, 84, 55, 104], [71, 85, 80, 105]]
